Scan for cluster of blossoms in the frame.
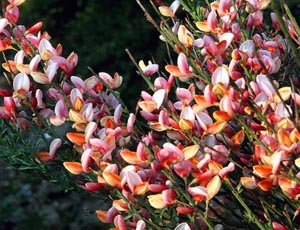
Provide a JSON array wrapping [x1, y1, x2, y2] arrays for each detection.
[[2, 0, 300, 229]]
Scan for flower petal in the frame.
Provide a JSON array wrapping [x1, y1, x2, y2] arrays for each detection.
[[148, 194, 167, 209], [206, 175, 222, 201], [63, 162, 84, 175], [66, 132, 86, 146], [182, 144, 199, 160]]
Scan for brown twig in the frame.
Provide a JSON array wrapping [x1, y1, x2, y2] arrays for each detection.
[[136, 0, 160, 32]]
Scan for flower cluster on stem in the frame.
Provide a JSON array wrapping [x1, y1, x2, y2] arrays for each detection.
[[1, 0, 300, 229]]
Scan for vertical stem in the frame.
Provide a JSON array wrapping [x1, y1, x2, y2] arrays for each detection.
[[115, 190, 162, 229], [125, 49, 155, 92], [270, 0, 300, 69], [136, 0, 160, 32], [282, 0, 300, 36], [235, 114, 273, 155], [224, 180, 266, 230], [161, 170, 215, 230]]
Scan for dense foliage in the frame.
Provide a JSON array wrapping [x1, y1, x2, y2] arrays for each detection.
[[18, 0, 168, 110], [2, 0, 300, 229]]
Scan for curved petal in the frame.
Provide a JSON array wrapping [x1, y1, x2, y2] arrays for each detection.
[[63, 162, 83, 175]]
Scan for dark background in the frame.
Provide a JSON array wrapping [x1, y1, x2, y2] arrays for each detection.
[[1, 1, 167, 229], [1, 1, 300, 229], [19, 0, 168, 110]]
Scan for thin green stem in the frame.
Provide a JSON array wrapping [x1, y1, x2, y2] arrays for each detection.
[[290, 77, 299, 124], [246, 100, 277, 134], [177, 0, 193, 15], [161, 170, 215, 230], [270, 0, 300, 69], [225, 180, 266, 230], [125, 49, 155, 92], [282, 0, 300, 37], [115, 190, 162, 229], [235, 114, 273, 155], [1, 52, 15, 85]]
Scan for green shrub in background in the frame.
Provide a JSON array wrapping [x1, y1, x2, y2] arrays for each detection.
[[19, 0, 168, 110], [18, 0, 299, 110], [1, 1, 164, 229]]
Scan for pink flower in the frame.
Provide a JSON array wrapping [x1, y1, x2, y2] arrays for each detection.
[[157, 143, 184, 167], [239, 40, 255, 57], [13, 72, 30, 98], [204, 144, 229, 164], [159, 0, 180, 18], [5, 6, 19, 23], [98, 72, 123, 89], [70, 88, 83, 111], [174, 160, 192, 178], [127, 113, 136, 133], [219, 0, 232, 14], [211, 66, 230, 88], [3, 96, 16, 116], [219, 162, 235, 178], [165, 53, 194, 81], [138, 89, 166, 113], [113, 104, 123, 125], [38, 38, 56, 60], [246, 0, 270, 11], [50, 99, 68, 126], [174, 87, 193, 109], [256, 74, 275, 99], [49, 138, 62, 159], [121, 170, 148, 195], [85, 122, 97, 142], [0, 18, 8, 33], [270, 12, 280, 30], [139, 60, 159, 76], [207, 10, 217, 31]]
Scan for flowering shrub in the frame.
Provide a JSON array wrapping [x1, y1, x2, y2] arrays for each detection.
[[2, 0, 300, 229]]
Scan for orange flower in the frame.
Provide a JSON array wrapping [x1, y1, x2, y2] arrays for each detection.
[[63, 162, 84, 175], [120, 149, 141, 165], [165, 53, 194, 81], [278, 176, 300, 199], [258, 178, 273, 192], [253, 164, 273, 178], [66, 132, 86, 146], [122, 170, 149, 195], [102, 164, 122, 189], [113, 199, 129, 212]]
